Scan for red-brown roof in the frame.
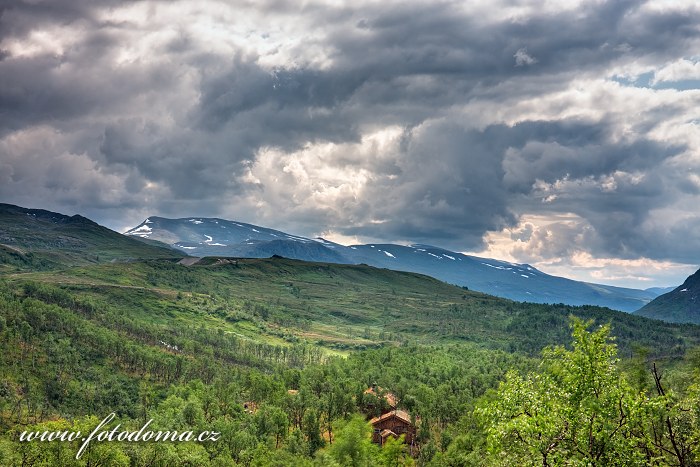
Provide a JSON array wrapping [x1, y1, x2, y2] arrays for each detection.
[[364, 386, 398, 408], [370, 409, 412, 426]]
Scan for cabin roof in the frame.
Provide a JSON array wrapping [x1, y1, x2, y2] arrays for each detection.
[[370, 409, 412, 426], [364, 385, 398, 407]]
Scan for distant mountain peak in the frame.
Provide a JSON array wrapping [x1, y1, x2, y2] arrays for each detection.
[[122, 214, 673, 312], [636, 268, 700, 323]]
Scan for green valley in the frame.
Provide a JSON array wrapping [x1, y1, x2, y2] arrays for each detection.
[[3, 207, 700, 466]]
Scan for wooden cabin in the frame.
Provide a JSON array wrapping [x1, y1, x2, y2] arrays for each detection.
[[369, 409, 416, 447]]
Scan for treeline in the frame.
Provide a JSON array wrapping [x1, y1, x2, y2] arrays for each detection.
[[0, 280, 325, 427], [20, 281, 326, 369], [30, 258, 700, 360], [419, 301, 700, 358]]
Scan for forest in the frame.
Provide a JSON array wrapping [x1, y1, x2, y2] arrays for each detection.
[[2, 258, 700, 466]]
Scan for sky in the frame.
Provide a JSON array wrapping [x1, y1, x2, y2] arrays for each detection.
[[1, 0, 700, 288]]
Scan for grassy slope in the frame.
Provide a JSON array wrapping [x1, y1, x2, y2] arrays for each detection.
[[0, 203, 183, 271], [4, 255, 698, 429], [7, 257, 700, 360]]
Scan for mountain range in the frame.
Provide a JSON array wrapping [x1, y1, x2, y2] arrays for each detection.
[[125, 215, 673, 312], [1, 202, 699, 320], [3, 203, 700, 467]]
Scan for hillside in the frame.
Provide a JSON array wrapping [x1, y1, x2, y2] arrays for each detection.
[[0, 204, 691, 354], [3, 210, 700, 465], [0, 203, 183, 271], [636, 268, 700, 323], [125, 216, 663, 312], [7, 255, 699, 358]]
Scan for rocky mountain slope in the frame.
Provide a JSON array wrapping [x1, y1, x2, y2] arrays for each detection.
[[125, 216, 665, 311]]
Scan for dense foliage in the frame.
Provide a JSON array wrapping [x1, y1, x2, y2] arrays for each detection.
[[2, 258, 700, 465], [478, 319, 700, 466]]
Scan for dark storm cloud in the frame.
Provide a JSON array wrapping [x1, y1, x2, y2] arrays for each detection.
[[326, 119, 685, 252], [196, 58, 364, 149], [502, 122, 683, 193], [326, 0, 640, 86], [1, 0, 700, 272], [530, 168, 700, 264], [341, 122, 518, 247], [0, 26, 176, 136], [193, 0, 668, 145], [98, 119, 258, 199]]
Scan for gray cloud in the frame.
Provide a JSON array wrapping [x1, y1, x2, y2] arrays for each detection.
[[1, 0, 700, 284], [346, 122, 518, 247]]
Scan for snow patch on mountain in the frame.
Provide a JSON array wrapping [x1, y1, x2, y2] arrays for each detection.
[[120, 214, 666, 313], [128, 224, 152, 237]]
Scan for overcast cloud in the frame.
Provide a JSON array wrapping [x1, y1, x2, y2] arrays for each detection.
[[1, 0, 700, 287]]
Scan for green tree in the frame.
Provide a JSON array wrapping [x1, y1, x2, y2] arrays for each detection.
[[255, 405, 289, 448], [285, 428, 308, 457], [478, 319, 646, 466], [327, 415, 379, 467], [378, 434, 414, 467], [303, 408, 325, 455]]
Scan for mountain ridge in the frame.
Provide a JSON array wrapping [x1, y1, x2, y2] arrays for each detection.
[[635, 268, 700, 323], [0, 203, 184, 268], [125, 215, 667, 312]]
